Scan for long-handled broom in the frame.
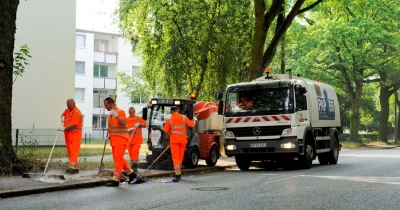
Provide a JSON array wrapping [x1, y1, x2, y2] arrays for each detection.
[[97, 137, 109, 175], [22, 124, 65, 179]]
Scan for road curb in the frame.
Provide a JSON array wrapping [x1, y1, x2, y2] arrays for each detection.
[[0, 165, 236, 199], [0, 179, 107, 199]]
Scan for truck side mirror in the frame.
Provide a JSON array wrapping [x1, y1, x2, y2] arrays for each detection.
[[215, 91, 223, 100], [218, 100, 224, 115], [187, 108, 194, 120], [142, 107, 148, 120]]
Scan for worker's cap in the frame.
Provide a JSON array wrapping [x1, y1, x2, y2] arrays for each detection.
[[170, 106, 178, 112]]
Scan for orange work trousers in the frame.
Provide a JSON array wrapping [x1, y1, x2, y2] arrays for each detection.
[[170, 141, 187, 174], [111, 143, 131, 175], [128, 143, 141, 164], [64, 130, 82, 167]]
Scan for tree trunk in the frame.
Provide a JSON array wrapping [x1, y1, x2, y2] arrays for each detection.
[[247, 0, 323, 81], [349, 106, 360, 142], [378, 86, 390, 143], [0, 0, 20, 175], [349, 80, 363, 142], [248, 0, 269, 81]]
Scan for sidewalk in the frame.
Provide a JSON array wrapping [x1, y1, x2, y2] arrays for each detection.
[[0, 154, 236, 199]]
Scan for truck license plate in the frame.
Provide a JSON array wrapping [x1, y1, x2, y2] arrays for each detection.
[[249, 143, 267, 148]]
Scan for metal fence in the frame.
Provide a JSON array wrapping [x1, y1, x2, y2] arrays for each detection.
[[11, 128, 149, 147], [11, 128, 149, 160]]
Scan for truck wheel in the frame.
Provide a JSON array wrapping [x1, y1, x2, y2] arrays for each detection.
[[299, 136, 314, 169], [328, 136, 339, 164], [235, 156, 251, 171], [205, 146, 219, 167], [185, 147, 199, 168]]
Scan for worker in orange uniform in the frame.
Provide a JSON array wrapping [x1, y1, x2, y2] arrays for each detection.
[[126, 107, 147, 171], [58, 98, 83, 174], [103, 97, 138, 187], [163, 106, 196, 182], [238, 95, 253, 108]]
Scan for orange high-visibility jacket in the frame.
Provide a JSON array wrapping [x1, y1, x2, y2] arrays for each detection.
[[163, 112, 195, 143], [62, 106, 83, 131], [238, 101, 253, 108], [108, 107, 129, 146], [126, 115, 147, 144]]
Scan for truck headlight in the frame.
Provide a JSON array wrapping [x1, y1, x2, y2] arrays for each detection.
[[280, 142, 296, 149], [224, 131, 235, 137], [226, 145, 236, 150], [281, 128, 292, 135]]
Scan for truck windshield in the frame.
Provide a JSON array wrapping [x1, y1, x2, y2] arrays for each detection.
[[225, 86, 294, 116], [147, 105, 172, 147], [149, 106, 171, 130]]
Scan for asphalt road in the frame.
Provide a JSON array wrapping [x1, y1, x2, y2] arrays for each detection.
[[1, 148, 400, 210]]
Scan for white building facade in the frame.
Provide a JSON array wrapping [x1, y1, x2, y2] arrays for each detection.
[[13, 0, 76, 129], [74, 29, 146, 135]]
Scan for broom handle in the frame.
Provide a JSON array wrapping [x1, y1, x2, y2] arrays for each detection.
[[128, 126, 137, 143], [143, 144, 171, 174], [44, 123, 63, 174]]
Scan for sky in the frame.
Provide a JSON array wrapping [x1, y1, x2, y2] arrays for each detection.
[[76, 0, 119, 33]]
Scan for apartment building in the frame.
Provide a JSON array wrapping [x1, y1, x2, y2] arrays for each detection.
[[75, 29, 146, 133], [13, 0, 146, 132]]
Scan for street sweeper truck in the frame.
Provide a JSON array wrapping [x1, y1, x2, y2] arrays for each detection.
[[138, 97, 223, 170], [215, 70, 341, 170]]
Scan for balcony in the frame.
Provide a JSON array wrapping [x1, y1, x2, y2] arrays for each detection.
[[94, 51, 118, 64], [93, 77, 117, 89]]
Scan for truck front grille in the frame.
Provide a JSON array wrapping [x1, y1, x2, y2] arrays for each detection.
[[226, 125, 290, 137]]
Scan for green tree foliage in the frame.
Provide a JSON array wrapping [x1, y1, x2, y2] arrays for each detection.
[[117, 0, 253, 101], [288, 0, 400, 142], [116, 71, 151, 103], [13, 44, 32, 83], [247, 0, 323, 81], [360, 112, 373, 133]]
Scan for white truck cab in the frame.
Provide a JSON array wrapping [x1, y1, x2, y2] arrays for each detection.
[[216, 73, 341, 170]]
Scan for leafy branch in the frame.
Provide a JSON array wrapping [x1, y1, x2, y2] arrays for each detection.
[[13, 44, 32, 83]]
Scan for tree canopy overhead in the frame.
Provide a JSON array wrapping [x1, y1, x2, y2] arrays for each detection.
[[118, 0, 323, 100], [118, 0, 253, 101], [289, 0, 400, 141]]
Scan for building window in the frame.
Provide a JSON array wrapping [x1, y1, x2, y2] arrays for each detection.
[[74, 88, 85, 101], [94, 39, 109, 52], [76, 35, 85, 48], [93, 64, 108, 77], [92, 116, 107, 128], [93, 90, 109, 107], [75, 61, 85, 74]]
